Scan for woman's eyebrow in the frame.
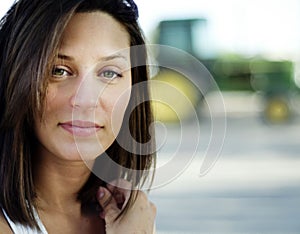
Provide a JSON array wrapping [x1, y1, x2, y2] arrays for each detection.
[[57, 53, 73, 61], [56, 53, 129, 62], [100, 53, 129, 62]]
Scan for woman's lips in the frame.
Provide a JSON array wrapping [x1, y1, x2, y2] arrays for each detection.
[[59, 120, 103, 137]]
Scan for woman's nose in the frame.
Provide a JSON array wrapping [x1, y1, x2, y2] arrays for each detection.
[[70, 73, 104, 109]]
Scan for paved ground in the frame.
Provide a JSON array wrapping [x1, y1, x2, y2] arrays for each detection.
[[149, 99, 300, 234]]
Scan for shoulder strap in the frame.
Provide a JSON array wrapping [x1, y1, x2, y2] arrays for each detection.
[[2, 208, 48, 234]]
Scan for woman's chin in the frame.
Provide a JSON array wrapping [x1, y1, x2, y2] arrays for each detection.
[[60, 147, 104, 164]]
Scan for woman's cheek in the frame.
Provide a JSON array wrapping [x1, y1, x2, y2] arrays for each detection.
[[107, 87, 131, 135], [45, 85, 58, 107]]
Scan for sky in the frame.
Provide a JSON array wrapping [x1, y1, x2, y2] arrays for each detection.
[[135, 0, 300, 59], [1, 0, 300, 59]]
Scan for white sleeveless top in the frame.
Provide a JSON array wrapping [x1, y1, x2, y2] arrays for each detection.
[[2, 208, 48, 234]]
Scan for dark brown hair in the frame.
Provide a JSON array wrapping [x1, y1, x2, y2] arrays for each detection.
[[0, 0, 155, 229]]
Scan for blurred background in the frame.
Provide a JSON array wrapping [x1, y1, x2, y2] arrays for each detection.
[[135, 0, 300, 233], [2, 1, 300, 233]]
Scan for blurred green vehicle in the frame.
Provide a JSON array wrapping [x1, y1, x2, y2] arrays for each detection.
[[151, 18, 296, 123]]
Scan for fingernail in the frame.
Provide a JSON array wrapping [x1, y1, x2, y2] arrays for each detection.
[[97, 187, 105, 200], [99, 211, 105, 219]]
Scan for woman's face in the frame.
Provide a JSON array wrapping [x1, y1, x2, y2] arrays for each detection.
[[35, 12, 131, 162]]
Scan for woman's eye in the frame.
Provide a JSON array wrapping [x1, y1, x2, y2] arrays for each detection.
[[100, 70, 122, 80], [52, 67, 71, 77]]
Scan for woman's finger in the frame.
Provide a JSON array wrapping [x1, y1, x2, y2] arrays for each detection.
[[107, 179, 132, 209], [97, 187, 156, 233], [97, 186, 120, 223]]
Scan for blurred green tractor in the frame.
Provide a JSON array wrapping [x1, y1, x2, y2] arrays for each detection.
[[151, 18, 296, 123]]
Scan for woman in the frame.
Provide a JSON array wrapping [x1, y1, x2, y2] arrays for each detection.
[[0, 0, 156, 233]]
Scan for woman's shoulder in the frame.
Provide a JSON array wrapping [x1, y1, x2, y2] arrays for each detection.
[[0, 209, 13, 234]]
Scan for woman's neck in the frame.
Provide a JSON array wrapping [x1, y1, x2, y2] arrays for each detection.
[[32, 147, 105, 233], [33, 150, 94, 213]]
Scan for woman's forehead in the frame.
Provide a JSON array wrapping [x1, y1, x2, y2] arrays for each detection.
[[58, 12, 130, 62]]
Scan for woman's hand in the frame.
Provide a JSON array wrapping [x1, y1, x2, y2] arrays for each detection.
[[97, 180, 156, 234]]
